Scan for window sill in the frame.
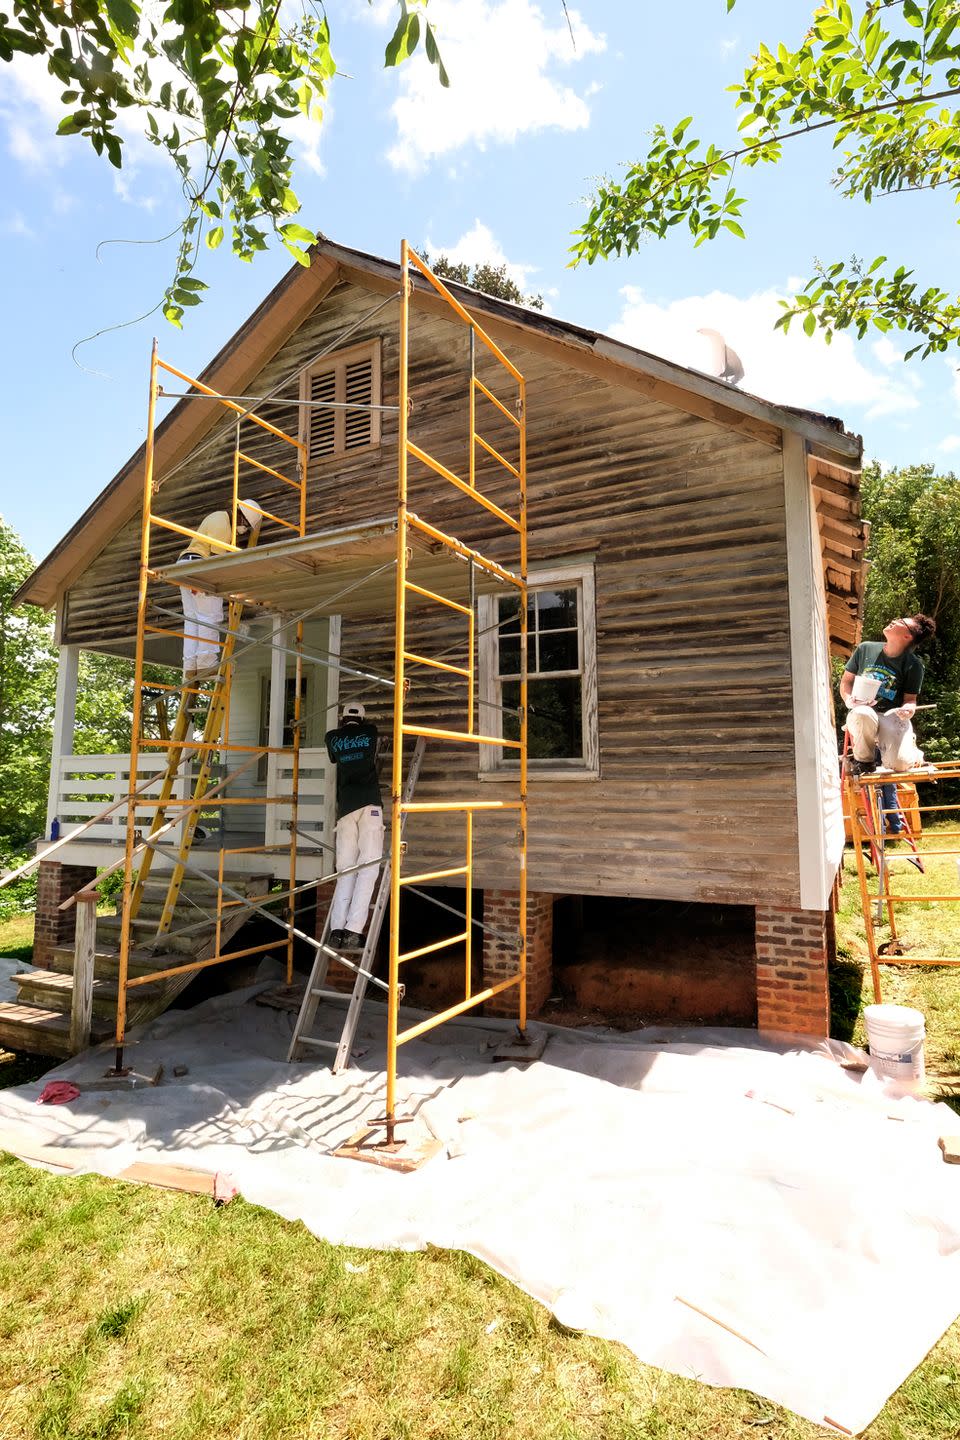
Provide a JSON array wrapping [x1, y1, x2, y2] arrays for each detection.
[[478, 768, 600, 783]]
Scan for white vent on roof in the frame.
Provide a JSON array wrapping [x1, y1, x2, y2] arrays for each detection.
[[696, 328, 745, 386]]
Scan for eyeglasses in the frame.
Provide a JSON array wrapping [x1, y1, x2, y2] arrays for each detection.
[[890, 618, 918, 637]]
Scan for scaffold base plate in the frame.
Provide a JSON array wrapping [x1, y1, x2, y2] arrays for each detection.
[[91, 1064, 164, 1091], [492, 1030, 547, 1063], [332, 1124, 443, 1173]]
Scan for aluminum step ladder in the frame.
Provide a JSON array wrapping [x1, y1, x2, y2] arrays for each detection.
[[288, 737, 426, 1071]]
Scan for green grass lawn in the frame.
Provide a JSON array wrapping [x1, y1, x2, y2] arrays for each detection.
[[1, 859, 960, 1439], [0, 911, 36, 966]]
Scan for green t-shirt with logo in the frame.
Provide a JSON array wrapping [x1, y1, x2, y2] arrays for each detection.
[[844, 642, 924, 713]]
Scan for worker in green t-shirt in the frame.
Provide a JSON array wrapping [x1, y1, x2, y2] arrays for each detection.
[[840, 613, 936, 777]]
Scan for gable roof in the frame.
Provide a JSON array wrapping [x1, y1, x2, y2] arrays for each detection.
[[15, 234, 862, 612]]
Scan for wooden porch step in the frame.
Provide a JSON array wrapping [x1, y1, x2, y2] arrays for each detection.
[[0, 1002, 111, 1060], [12, 969, 163, 1021], [49, 946, 169, 980]]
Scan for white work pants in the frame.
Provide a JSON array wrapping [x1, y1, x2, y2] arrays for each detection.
[[179, 577, 224, 675], [329, 805, 385, 935], [845, 705, 922, 772]]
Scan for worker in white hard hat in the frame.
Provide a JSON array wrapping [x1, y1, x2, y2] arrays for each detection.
[[324, 701, 384, 950], [178, 500, 262, 681]]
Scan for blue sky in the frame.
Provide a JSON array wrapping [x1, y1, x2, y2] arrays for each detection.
[[2, 0, 958, 568]]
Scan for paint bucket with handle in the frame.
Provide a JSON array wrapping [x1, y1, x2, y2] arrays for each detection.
[[852, 674, 881, 704]]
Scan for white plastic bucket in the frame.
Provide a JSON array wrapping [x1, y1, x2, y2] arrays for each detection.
[[864, 1003, 925, 1087], [852, 674, 881, 703]]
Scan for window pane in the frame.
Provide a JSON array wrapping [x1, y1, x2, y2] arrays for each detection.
[[536, 587, 579, 630], [537, 628, 579, 674], [502, 677, 583, 760], [498, 634, 521, 676], [498, 595, 521, 636]]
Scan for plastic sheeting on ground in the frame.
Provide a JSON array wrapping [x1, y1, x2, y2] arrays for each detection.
[[1, 967, 958, 1435]]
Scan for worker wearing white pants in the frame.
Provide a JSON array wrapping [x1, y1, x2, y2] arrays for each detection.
[[841, 614, 936, 777], [325, 702, 383, 949], [845, 704, 922, 772], [329, 804, 385, 938], [178, 500, 262, 679], [179, 579, 224, 677]]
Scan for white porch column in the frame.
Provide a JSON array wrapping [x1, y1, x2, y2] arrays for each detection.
[[324, 615, 342, 870], [266, 614, 287, 845], [46, 643, 80, 837]]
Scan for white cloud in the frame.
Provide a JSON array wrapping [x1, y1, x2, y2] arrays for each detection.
[[872, 336, 904, 367], [282, 108, 328, 177], [942, 355, 960, 408], [0, 55, 67, 170], [381, 0, 606, 173], [938, 435, 960, 453], [719, 36, 740, 59], [424, 219, 536, 290], [1, 212, 34, 238], [610, 284, 923, 421]]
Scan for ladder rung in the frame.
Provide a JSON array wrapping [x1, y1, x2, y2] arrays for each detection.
[[404, 579, 471, 616], [399, 865, 469, 887], [311, 988, 351, 1001], [403, 650, 470, 678], [295, 1034, 339, 1050], [401, 724, 520, 748], [399, 929, 469, 963]]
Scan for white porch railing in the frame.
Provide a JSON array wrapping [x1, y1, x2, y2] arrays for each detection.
[[49, 753, 190, 843], [49, 749, 333, 863], [266, 748, 335, 863]]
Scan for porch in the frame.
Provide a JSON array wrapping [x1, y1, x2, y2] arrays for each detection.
[[41, 613, 340, 884]]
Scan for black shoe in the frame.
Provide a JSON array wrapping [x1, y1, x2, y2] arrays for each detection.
[[329, 929, 347, 948], [341, 930, 365, 950], [844, 755, 876, 777]]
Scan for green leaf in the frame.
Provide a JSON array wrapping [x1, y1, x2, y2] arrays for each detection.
[[206, 226, 224, 250], [385, 11, 421, 67], [177, 276, 207, 291], [280, 222, 316, 244], [803, 312, 817, 336], [56, 110, 90, 135]]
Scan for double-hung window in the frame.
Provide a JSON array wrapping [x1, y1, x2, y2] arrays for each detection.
[[478, 563, 598, 778]]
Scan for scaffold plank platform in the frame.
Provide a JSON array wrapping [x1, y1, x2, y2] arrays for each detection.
[[160, 516, 511, 616]]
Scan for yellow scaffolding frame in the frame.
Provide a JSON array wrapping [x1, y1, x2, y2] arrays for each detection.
[[384, 242, 527, 1144], [846, 760, 960, 1002], [113, 347, 307, 1072], [111, 243, 529, 1136]]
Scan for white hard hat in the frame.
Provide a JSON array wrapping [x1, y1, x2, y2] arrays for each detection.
[[342, 702, 366, 720], [238, 499, 261, 529]]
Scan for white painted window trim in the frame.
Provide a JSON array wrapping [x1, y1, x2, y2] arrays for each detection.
[[478, 562, 599, 781]]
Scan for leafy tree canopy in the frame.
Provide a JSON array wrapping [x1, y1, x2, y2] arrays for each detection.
[[573, 0, 960, 358], [849, 462, 960, 761], [0, 518, 148, 860], [421, 251, 545, 309], [0, 1, 447, 327]]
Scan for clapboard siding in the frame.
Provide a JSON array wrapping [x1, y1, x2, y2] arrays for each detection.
[[62, 277, 802, 905]]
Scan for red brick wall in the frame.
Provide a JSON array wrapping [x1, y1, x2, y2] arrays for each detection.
[[33, 861, 98, 968], [482, 889, 554, 1018], [755, 904, 831, 1036]]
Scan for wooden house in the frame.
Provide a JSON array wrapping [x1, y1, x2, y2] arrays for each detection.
[[7, 237, 866, 1052]]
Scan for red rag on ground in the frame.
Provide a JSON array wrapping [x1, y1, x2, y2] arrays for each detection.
[[37, 1081, 80, 1105]]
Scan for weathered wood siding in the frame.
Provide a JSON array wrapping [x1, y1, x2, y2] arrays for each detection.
[[62, 278, 801, 905]]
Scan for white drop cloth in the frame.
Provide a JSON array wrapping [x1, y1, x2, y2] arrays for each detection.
[[1, 972, 958, 1435]]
